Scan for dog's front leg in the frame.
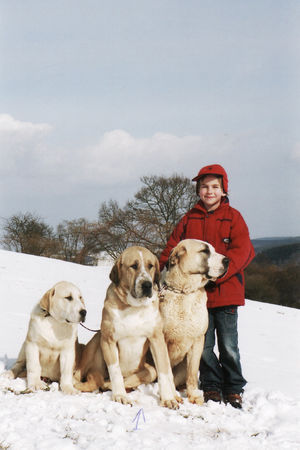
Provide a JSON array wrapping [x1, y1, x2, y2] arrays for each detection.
[[100, 336, 131, 405], [186, 336, 205, 405], [60, 345, 78, 395], [149, 331, 180, 409], [25, 341, 48, 391]]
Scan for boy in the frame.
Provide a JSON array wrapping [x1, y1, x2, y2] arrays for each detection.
[[159, 164, 255, 408]]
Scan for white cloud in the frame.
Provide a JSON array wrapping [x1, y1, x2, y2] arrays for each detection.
[[81, 130, 202, 183], [0, 113, 52, 143], [78, 130, 238, 185], [0, 116, 231, 184], [0, 116, 264, 189], [2, 115, 297, 194], [0, 114, 53, 173]]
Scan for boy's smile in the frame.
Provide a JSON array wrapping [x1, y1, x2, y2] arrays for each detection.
[[198, 175, 226, 212]]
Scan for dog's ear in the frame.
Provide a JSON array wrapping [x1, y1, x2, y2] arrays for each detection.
[[169, 244, 186, 267], [39, 288, 54, 312], [109, 258, 121, 285], [154, 257, 160, 288]]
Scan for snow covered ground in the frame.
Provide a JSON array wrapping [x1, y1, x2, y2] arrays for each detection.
[[0, 249, 299, 449]]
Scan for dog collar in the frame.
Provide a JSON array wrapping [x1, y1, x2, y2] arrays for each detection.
[[160, 283, 182, 294], [159, 282, 202, 298]]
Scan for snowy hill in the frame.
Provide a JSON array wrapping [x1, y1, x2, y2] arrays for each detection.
[[251, 236, 300, 253], [0, 249, 299, 449]]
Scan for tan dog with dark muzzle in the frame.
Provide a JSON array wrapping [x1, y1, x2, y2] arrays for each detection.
[[75, 246, 179, 409]]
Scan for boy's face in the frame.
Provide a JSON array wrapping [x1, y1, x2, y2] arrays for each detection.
[[198, 175, 226, 211]]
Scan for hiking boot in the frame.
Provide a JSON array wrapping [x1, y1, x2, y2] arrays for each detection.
[[224, 393, 243, 409], [203, 391, 222, 403]]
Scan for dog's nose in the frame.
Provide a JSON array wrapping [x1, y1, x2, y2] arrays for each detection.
[[141, 280, 152, 296], [80, 309, 87, 322]]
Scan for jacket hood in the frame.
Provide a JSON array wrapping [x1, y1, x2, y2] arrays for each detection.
[[192, 164, 228, 194]]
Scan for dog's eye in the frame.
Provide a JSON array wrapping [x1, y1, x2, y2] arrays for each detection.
[[148, 263, 154, 269], [130, 263, 138, 270], [65, 296, 73, 301], [201, 248, 210, 255]]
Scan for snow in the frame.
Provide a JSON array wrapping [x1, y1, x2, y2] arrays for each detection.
[[0, 249, 299, 449]]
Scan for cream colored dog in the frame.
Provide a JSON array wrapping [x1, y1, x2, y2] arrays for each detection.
[[6, 281, 86, 394], [159, 239, 228, 404], [75, 246, 179, 409]]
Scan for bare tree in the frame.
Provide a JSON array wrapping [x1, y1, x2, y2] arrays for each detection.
[[56, 218, 99, 264], [1, 212, 57, 256], [97, 175, 197, 258], [129, 174, 197, 251], [97, 201, 136, 259]]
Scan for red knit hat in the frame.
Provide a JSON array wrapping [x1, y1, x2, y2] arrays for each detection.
[[192, 164, 228, 193]]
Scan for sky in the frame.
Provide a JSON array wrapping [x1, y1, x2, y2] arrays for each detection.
[[0, 0, 300, 239], [0, 249, 300, 448]]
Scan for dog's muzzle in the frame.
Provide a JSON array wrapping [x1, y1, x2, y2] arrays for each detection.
[[217, 257, 230, 279]]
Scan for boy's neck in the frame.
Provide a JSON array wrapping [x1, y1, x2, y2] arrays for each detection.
[[203, 200, 221, 212], [205, 204, 219, 212]]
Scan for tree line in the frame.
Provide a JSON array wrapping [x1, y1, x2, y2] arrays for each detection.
[[244, 244, 300, 309], [0, 175, 197, 264]]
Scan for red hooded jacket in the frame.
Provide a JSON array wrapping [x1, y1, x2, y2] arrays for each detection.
[[159, 197, 255, 308]]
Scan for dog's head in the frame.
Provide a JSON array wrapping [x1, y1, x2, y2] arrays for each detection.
[[167, 239, 228, 286], [109, 246, 160, 307], [39, 281, 87, 324]]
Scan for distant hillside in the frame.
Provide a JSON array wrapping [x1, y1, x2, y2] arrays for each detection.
[[254, 243, 300, 265], [245, 238, 300, 309], [251, 236, 300, 253]]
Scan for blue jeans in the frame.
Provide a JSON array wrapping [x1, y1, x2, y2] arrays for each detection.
[[199, 305, 246, 394]]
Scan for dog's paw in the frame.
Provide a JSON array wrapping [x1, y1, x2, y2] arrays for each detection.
[[73, 381, 85, 391], [61, 384, 79, 395], [188, 394, 204, 405], [28, 379, 49, 391], [112, 394, 132, 406], [187, 388, 204, 405], [160, 398, 179, 410], [175, 394, 184, 404], [102, 380, 112, 390]]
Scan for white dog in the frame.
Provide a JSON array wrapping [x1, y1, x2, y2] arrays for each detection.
[[6, 281, 86, 394]]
